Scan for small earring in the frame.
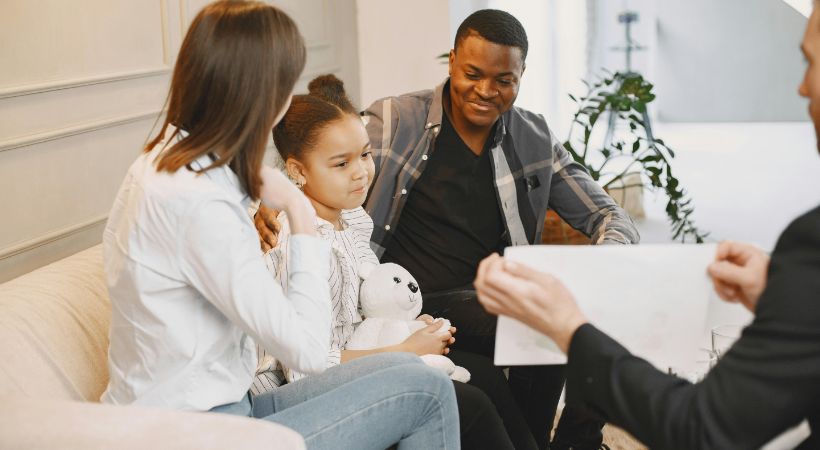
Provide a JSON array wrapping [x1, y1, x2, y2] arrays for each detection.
[[289, 173, 302, 188]]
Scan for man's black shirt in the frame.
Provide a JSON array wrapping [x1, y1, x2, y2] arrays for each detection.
[[381, 112, 506, 293]]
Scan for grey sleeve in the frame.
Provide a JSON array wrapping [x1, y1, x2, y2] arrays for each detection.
[[547, 130, 640, 245]]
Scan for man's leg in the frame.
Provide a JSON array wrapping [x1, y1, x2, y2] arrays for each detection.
[[423, 288, 605, 450], [453, 380, 517, 450], [550, 406, 606, 450], [507, 367, 605, 450], [422, 288, 498, 356], [507, 364, 566, 448], [450, 349, 538, 450]]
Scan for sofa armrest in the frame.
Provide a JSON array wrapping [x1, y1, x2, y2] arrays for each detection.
[[0, 397, 304, 450]]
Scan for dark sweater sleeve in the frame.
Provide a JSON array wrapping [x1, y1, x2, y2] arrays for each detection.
[[565, 207, 820, 450]]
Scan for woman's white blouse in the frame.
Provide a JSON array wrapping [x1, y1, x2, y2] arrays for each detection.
[[101, 135, 331, 411], [259, 207, 378, 383]]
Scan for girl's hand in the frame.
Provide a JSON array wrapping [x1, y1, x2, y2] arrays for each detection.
[[400, 320, 453, 356], [475, 254, 587, 354], [258, 165, 316, 236], [415, 314, 434, 325]]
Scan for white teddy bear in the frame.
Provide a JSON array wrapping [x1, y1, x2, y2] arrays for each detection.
[[346, 262, 470, 383]]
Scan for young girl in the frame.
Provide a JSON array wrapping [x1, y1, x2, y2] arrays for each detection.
[[256, 74, 538, 450], [101, 2, 458, 449]]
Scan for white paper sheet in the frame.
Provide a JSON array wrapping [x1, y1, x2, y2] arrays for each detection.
[[495, 244, 717, 371]]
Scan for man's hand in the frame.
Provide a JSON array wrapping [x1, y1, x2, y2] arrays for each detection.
[[475, 254, 587, 354], [254, 204, 280, 253], [707, 241, 769, 313]]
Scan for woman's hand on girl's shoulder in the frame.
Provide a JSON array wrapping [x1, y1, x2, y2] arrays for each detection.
[[259, 165, 316, 236], [259, 165, 302, 210]]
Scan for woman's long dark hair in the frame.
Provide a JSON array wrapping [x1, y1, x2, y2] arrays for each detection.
[[146, 0, 306, 199]]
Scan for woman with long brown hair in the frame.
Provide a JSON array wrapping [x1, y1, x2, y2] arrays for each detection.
[[101, 2, 458, 448]]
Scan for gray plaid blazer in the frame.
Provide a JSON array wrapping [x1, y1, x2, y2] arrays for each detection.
[[362, 79, 639, 256]]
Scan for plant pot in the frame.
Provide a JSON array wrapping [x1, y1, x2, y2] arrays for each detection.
[[541, 210, 592, 245], [541, 173, 645, 246], [606, 172, 646, 220]]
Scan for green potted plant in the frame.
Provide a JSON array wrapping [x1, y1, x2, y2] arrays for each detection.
[[561, 71, 708, 243]]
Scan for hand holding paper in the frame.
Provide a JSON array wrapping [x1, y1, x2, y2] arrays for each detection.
[[475, 253, 587, 353], [479, 244, 717, 371], [707, 240, 770, 312]]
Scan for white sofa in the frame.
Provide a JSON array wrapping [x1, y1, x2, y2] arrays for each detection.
[[0, 245, 304, 449]]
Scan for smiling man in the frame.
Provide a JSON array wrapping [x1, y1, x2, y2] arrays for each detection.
[[362, 9, 639, 450], [472, 4, 820, 449]]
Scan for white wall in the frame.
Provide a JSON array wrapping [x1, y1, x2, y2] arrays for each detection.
[[448, 1, 588, 137], [355, 0, 450, 109], [356, 0, 588, 134], [589, 0, 808, 123], [657, 0, 807, 122], [0, 0, 360, 283], [587, 0, 657, 78]]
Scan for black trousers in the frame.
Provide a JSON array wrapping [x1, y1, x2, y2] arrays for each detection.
[[451, 350, 537, 450], [424, 289, 605, 450]]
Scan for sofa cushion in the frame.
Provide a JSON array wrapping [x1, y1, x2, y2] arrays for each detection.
[[0, 245, 110, 401], [0, 396, 305, 449]]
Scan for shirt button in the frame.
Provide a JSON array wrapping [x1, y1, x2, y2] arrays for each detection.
[[422, 154, 428, 161], [385, 225, 391, 231], [426, 122, 433, 127], [586, 376, 593, 384], [401, 189, 407, 195]]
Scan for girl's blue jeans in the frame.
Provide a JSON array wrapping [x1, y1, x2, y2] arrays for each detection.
[[210, 352, 460, 450]]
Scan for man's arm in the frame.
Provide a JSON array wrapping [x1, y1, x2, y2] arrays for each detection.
[[566, 320, 817, 449], [547, 131, 639, 245], [565, 213, 820, 449]]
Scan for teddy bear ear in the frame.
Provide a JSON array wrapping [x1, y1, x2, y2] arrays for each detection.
[[359, 261, 377, 280]]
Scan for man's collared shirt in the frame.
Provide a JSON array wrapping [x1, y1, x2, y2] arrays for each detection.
[[362, 78, 640, 257], [381, 109, 506, 293]]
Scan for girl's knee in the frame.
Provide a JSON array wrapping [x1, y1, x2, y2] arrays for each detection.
[[385, 351, 423, 365], [366, 351, 422, 367], [341, 352, 424, 378], [401, 363, 454, 394]]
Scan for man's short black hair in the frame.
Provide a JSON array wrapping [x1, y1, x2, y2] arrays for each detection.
[[454, 9, 528, 61]]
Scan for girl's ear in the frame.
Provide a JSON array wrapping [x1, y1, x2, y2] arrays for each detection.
[[285, 158, 307, 186]]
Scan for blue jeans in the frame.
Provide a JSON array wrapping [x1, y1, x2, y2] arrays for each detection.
[[210, 353, 460, 450]]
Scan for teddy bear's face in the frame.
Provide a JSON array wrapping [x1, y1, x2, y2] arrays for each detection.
[[389, 272, 420, 309], [360, 263, 423, 320]]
